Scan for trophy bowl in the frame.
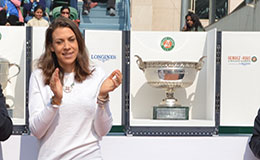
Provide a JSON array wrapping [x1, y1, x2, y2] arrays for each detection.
[[135, 55, 206, 120]]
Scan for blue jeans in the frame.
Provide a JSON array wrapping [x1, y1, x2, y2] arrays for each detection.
[[70, 0, 78, 10], [45, 0, 51, 10]]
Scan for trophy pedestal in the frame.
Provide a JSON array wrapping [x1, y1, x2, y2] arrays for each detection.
[[153, 106, 189, 120]]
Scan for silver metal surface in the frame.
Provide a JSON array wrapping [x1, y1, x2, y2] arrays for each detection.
[[135, 55, 206, 107], [0, 57, 20, 89]]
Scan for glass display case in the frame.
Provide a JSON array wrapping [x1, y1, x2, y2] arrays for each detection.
[[0, 26, 28, 134], [126, 30, 218, 136]]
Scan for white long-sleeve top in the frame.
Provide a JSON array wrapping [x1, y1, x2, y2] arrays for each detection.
[[29, 66, 113, 160]]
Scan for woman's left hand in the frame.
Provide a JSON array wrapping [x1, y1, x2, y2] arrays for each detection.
[[99, 70, 122, 98]]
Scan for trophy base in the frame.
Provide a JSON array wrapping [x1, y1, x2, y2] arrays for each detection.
[[153, 106, 189, 120]]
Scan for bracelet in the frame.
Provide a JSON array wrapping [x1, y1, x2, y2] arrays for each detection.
[[51, 96, 62, 106], [97, 94, 109, 105]]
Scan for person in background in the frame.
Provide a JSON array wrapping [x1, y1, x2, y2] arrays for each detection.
[[0, 84, 13, 141], [22, 0, 48, 22], [182, 11, 205, 31], [82, 0, 116, 16], [249, 109, 260, 159], [29, 17, 122, 159], [60, 5, 79, 27], [27, 5, 48, 26], [0, 0, 24, 25], [60, 5, 70, 18], [82, 0, 97, 15]]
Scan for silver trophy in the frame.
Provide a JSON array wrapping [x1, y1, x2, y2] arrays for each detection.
[[135, 55, 206, 120], [0, 57, 21, 117]]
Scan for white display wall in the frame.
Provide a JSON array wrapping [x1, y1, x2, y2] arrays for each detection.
[[129, 30, 216, 127], [1, 26, 260, 132], [221, 32, 260, 126], [1, 27, 260, 160], [32, 27, 48, 69], [0, 26, 26, 125], [84, 30, 123, 125]]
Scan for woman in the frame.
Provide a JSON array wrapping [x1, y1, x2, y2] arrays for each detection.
[[29, 17, 122, 159], [27, 5, 49, 26], [60, 5, 80, 27], [23, 0, 47, 22], [182, 11, 205, 31], [60, 5, 70, 19]]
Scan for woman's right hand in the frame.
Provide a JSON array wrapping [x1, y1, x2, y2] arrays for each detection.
[[182, 25, 187, 31], [49, 68, 63, 101]]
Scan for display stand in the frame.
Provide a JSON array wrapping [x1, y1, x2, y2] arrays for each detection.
[[125, 30, 218, 136], [0, 26, 29, 134]]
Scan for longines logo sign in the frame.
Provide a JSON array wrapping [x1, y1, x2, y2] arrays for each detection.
[[228, 55, 257, 65], [91, 54, 117, 63]]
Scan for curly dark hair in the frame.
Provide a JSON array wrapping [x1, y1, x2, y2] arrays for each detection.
[[184, 11, 205, 31], [60, 5, 70, 14], [37, 17, 93, 85]]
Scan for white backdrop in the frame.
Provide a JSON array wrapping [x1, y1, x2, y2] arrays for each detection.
[[129, 31, 215, 127], [32, 27, 48, 69], [221, 32, 260, 126], [0, 26, 26, 125], [1, 28, 260, 160], [85, 30, 123, 125]]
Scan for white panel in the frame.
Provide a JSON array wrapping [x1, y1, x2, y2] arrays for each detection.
[[0, 26, 26, 125], [32, 27, 48, 69], [130, 31, 215, 126], [206, 29, 217, 120], [221, 32, 260, 126], [84, 30, 122, 125], [1, 135, 258, 160]]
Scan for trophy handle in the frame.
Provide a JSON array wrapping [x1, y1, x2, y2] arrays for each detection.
[[8, 63, 21, 82], [135, 55, 145, 71], [195, 56, 207, 70], [5, 95, 15, 109]]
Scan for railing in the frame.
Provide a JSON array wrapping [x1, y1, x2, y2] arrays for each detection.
[[123, 0, 131, 31]]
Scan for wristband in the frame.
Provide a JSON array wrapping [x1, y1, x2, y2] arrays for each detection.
[[97, 94, 109, 105], [51, 96, 62, 106]]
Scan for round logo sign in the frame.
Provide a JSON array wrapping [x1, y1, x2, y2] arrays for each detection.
[[252, 56, 257, 62], [0, 33, 2, 40], [160, 37, 175, 51]]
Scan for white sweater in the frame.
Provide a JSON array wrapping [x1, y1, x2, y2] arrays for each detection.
[[29, 67, 113, 160], [27, 17, 49, 27]]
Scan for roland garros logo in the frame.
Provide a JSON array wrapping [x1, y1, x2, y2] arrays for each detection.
[[160, 37, 175, 51], [0, 32, 2, 40], [252, 56, 257, 62]]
